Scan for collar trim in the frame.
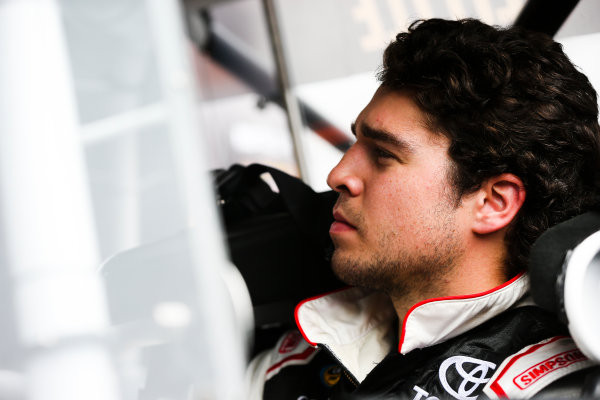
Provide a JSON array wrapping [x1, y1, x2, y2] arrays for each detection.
[[398, 272, 528, 354], [294, 286, 350, 347], [294, 287, 396, 382], [294, 273, 529, 381]]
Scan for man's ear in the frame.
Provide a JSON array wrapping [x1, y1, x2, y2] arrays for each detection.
[[472, 174, 526, 235]]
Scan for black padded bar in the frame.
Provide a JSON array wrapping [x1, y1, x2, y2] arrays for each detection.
[[513, 0, 580, 37]]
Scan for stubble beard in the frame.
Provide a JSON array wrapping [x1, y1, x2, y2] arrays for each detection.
[[330, 207, 463, 300]]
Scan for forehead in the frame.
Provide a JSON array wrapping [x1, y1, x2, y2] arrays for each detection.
[[356, 87, 447, 148]]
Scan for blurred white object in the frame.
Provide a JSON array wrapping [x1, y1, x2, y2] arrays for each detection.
[[0, 0, 251, 398], [563, 230, 600, 363], [0, 0, 119, 399], [0, 370, 25, 400]]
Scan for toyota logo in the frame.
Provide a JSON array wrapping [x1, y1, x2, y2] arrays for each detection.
[[438, 356, 496, 400]]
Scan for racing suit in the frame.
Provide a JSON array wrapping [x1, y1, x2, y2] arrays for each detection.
[[245, 273, 596, 399]]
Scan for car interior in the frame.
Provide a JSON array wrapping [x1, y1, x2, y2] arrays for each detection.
[[0, 0, 599, 398]]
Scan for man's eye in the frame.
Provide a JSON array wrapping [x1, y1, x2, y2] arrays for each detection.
[[372, 147, 395, 161]]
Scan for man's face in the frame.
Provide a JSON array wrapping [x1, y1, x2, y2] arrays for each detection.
[[327, 88, 471, 296]]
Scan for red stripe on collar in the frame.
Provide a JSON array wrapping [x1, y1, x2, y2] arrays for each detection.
[[398, 272, 525, 353], [294, 286, 351, 346]]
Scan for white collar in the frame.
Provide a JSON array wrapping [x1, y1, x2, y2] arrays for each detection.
[[295, 273, 530, 382]]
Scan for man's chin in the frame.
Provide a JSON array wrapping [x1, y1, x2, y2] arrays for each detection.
[[331, 252, 386, 291], [330, 251, 355, 284]]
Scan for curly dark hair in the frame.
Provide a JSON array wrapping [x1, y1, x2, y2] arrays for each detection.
[[379, 18, 600, 277]]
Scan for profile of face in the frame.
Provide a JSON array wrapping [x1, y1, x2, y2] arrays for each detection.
[[326, 87, 473, 296]]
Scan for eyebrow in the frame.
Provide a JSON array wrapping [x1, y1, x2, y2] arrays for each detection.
[[351, 122, 415, 154]]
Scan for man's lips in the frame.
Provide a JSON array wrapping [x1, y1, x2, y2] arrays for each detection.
[[330, 211, 357, 233]]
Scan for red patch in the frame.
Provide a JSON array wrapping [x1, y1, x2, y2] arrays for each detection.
[[278, 331, 302, 354]]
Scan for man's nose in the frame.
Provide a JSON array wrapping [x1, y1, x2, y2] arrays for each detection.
[[326, 147, 364, 197]]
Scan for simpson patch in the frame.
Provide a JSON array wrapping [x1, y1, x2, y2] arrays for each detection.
[[483, 336, 594, 399]]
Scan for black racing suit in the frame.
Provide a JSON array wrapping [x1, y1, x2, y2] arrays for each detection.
[[246, 274, 596, 399]]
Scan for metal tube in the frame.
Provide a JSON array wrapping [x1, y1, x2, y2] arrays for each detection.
[[262, 0, 312, 182], [147, 0, 252, 398]]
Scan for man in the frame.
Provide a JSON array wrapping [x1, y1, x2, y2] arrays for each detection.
[[245, 18, 600, 399]]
